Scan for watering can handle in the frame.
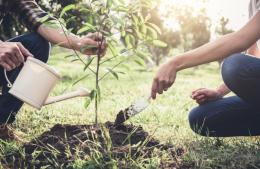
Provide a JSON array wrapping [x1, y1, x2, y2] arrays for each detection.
[[4, 69, 13, 88], [3, 56, 34, 88]]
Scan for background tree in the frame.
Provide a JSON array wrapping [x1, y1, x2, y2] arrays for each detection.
[[143, 1, 211, 66], [145, 6, 181, 66], [215, 17, 234, 36], [174, 6, 211, 52], [215, 17, 234, 65]]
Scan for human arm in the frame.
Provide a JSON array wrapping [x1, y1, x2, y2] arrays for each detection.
[[151, 11, 260, 99], [0, 0, 106, 71], [0, 41, 33, 71], [9, 0, 106, 56], [37, 25, 106, 56]]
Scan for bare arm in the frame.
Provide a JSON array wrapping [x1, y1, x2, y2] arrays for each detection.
[[151, 12, 260, 99], [37, 23, 106, 56], [173, 12, 260, 71]]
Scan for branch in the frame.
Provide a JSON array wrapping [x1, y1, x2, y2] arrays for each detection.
[[56, 18, 96, 74], [98, 59, 126, 82]]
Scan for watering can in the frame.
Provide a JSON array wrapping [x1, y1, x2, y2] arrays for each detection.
[[4, 57, 90, 110]]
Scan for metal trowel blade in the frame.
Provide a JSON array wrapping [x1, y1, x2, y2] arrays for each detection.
[[132, 98, 150, 114], [114, 97, 150, 125]]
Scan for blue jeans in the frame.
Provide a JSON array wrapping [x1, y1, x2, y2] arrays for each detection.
[[0, 33, 50, 124], [189, 54, 260, 137]]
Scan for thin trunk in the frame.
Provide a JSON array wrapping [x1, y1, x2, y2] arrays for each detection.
[[95, 54, 101, 125]]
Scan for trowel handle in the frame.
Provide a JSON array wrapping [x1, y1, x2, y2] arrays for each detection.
[[44, 88, 90, 105]]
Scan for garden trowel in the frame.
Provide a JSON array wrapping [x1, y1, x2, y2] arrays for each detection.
[[114, 96, 151, 125]]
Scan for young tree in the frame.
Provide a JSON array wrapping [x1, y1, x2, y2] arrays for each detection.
[[57, 0, 166, 124]]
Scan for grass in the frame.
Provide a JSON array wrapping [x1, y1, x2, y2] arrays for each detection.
[[0, 47, 260, 169]]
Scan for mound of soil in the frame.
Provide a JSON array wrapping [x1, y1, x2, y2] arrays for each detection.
[[2, 122, 184, 169]]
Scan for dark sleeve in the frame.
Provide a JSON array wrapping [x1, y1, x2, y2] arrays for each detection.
[[8, 0, 55, 31]]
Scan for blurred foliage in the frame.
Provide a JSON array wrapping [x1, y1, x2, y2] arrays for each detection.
[[0, 0, 85, 40], [0, 0, 227, 67], [216, 17, 234, 36], [144, 6, 181, 66], [174, 6, 211, 51], [143, 1, 211, 65]]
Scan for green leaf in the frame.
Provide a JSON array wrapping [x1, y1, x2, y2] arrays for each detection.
[[132, 15, 139, 25], [77, 23, 96, 34], [71, 58, 80, 62], [38, 14, 50, 23], [108, 42, 118, 57], [125, 35, 132, 49], [42, 20, 61, 29], [84, 98, 92, 109], [140, 25, 147, 35], [64, 54, 75, 58], [147, 22, 162, 35], [84, 57, 95, 71], [147, 26, 158, 39], [65, 16, 76, 24], [72, 74, 90, 86], [134, 58, 146, 67], [107, 68, 119, 80], [152, 40, 168, 48], [135, 26, 143, 39], [107, 0, 113, 9], [120, 26, 126, 37], [90, 90, 97, 100], [125, 34, 135, 49], [136, 50, 147, 59], [60, 4, 76, 18]]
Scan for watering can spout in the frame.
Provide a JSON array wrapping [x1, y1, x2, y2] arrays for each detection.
[[44, 87, 90, 106]]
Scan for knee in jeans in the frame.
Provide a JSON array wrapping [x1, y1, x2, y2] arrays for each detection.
[[221, 53, 246, 88], [30, 33, 50, 63], [188, 107, 210, 136]]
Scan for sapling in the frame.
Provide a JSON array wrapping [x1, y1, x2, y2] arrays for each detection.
[[50, 0, 167, 125]]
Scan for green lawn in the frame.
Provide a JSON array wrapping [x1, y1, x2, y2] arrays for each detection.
[[1, 47, 260, 168]]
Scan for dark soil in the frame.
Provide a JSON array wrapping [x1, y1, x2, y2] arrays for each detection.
[[2, 122, 185, 169], [114, 109, 131, 125]]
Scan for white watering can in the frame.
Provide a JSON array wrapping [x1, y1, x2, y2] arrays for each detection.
[[4, 57, 90, 110]]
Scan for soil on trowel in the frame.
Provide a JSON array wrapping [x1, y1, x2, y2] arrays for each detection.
[[2, 122, 185, 169]]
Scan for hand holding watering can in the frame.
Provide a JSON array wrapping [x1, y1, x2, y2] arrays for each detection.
[[4, 57, 90, 110]]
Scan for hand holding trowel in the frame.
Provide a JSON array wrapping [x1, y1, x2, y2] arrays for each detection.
[[114, 96, 152, 125]]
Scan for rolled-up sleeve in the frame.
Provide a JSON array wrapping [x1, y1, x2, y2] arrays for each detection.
[[8, 0, 55, 31]]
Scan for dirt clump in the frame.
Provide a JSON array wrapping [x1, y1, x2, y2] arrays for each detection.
[[2, 122, 184, 169]]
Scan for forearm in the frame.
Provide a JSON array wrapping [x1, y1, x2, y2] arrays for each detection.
[[37, 24, 80, 51], [172, 32, 247, 71], [216, 83, 231, 97], [171, 12, 260, 71]]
